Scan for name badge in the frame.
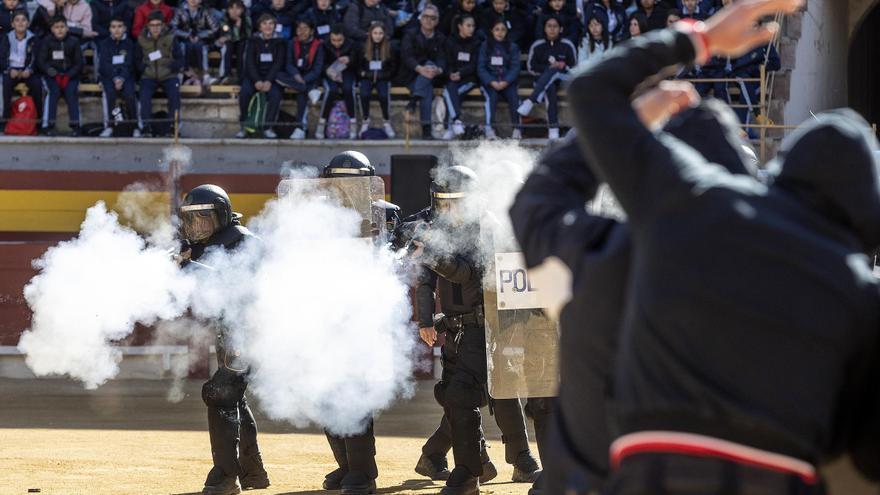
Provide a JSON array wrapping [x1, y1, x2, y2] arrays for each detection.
[[369, 60, 382, 71], [490, 56, 503, 66], [67, 21, 77, 28], [52, 50, 64, 60], [297, 58, 303, 67], [505, 20, 511, 29], [112, 54, 125, 65], [275, 24, 283, 32], [317, 24, 330, 35], [148, 50, 162, 62], [457, 51, 470, 62]]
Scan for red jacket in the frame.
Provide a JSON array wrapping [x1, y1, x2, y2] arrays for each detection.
[[132, 0, 173, 38]]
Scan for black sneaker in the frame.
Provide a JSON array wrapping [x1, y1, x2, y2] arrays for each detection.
[[421, 124, 434, 140], [69, 126, 81, 137], [340, 472, 376, 495], [323, 467, 348, 490], [414, 453, 450, 481], [440, 467, 479, 495], [511, 451, 541, 483], [202, 476, 242, 495], [43, 127, 57, 137]]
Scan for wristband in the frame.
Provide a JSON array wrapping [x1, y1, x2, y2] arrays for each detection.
[[674, 18, 710, 65]]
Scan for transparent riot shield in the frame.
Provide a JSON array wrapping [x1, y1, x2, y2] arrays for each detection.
[[278, 176, 386, 239], [483, 229, 560, 399]]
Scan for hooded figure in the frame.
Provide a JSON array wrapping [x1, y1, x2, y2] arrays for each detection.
[[566, 29, 880, 494], [509, 98, 757, 495]]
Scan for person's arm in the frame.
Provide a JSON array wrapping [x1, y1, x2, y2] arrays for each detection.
[[68, 40, 84, 76], [503, 42, 519, 84], [244, 38, 260, 81], [476, 41, 491, 84], [170, 37, 184, 72], [132, 7, 145, 38], [265, 40, 285, 81], [382, 9, 394, 39], [35, 38, 50, 75], [304, 44, 324, 82], [526, 39, 543, 75], [435, 35, 447, 73], [171, 8, 188, 38], [197, 8, 219, 40], [400, 31, 419, 70], [82, 2, 97, 37], [562, 38, 576, 70], [415, 264, 438, 329]]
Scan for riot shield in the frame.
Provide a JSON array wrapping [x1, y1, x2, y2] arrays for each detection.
[[277, 176, 386, 239], [483, 231, 560, 399]]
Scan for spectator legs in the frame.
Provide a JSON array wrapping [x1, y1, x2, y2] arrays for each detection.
[[342, 72, 356, 119], [239, 79, 256, 124], [162, 77, 182, 131], [359, 79, 373, 120], [217, 43, 229, 79], [101, 78, 137, 129], [359, 80, 391, 121], [501, 83, 520, 130], [138, 77, 181, 135], [544, 80, 559, 127], [319, 80, 337, 120], [295, 89, 310, 129], [264, 84, 282, 127], [41, 77, 76, 130], [63, 79, 80, 128], [530, 68, 564, 105], [138, 78, 157, 131], [442, 81, 475, 124], [410, 75, 434, 127], [481, 86, 496, 127]]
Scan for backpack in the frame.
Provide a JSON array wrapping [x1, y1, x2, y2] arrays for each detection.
[[325, 100, 349, 139], [243, 92, 267, 135], [5, 94, 37, 136]]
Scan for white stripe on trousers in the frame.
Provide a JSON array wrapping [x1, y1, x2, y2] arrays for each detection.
[[480, 87, 491, 126], [533, 71, 566, 104], [441, 82, 475, 124], [101, 82, 110, 128], [41, 77, 49, 128]]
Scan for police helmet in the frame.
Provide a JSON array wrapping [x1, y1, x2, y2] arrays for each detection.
[[179, 184, 233, 242], [322, 151, 375, 178], [430, 165, 477, 214]]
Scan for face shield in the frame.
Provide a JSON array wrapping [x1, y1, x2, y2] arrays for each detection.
[[433, 191, 468, 226], [179, 204, 221, 242]]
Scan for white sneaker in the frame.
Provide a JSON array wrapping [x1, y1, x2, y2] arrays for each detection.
[[484, 126, 497, 140], [202, 74, 218, 86], [290, 128, 306, 140], [452, 120, 465, 136], [349, 121, 358, 139], [315, 118, 326, 139], [132, 128, 142, 138], [383, 122, 396, 138], [308, 89, 322, 105], [263, 128, 277, 139], [548, 127, 560, 140], [511, 128, 522, 140], [234, 129, 246, 139], [442, 128, 455, 140], [360, 118, 371, 136], [517, 99, 534, 116], [99, 127, 114, 138]]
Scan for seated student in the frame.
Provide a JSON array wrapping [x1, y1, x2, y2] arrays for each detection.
[[400, 5, 445, 139], [92, 0, 136, 43], [588, 0, 626, 42], [518, 15, 573, 140], [441, 12, 478, 140], [316, 23, 358, 139], [31, 0, 66, 38], [624, 11, 646, 39], [478, 0, 526, 48], [171, 0, 219, 84], [665, 7, 680, 26], [136, 10, 183, 136], [578, 8, 612, 65], [358, 20, 395, 137], [276, 18, 323, 139], [679, 0, 707, 19], [301, 0, 342, 42], [132, 0, 174, 38], [0, 0, 24, 36], [0, 9, 42, 132], [636, 0, 666, 31], [36, 15, 82, 135], [254, 0, 294, 39], [98, 16, 138, 136], [729, 42, 780, 129], [236, 13, 284, 138], [215, 0, 250, 82], [477, 18, 519, 139], [342, 0, 393, 43], [438, 0, 476, 36], [534, 0, 578, 44]]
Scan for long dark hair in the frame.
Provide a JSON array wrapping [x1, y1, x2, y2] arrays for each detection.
[[487, 18, 510, 50], [586, 10, 609, 51], [363, 20, 389, 61], [627, 11, 647, 38], [452, 12, 474, 38]]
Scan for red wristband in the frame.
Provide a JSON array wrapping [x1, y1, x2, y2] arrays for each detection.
[[674, 19, 710, 65]]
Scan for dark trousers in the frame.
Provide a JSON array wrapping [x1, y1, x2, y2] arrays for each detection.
[[276, 74, 314, 128], [320, 72, 356, 119], [409, 73, 438, 126], [179, 39, 209, 72], [325, 420, 378, 484], [543, 410, 607, 495], [442, 80, 476, 123], [238, 79, 282, 125], [482, 83, 520, 129], [138, 77, 181, 132], [219, 40, 245, 79], [100, 78, 137, 128], [360, 78, 390, 120], [606, 453, 825, 495], [1, 73, 42, 128], [529, 68, 566, 126], [202, 367, 267, 485], [42, 76, 80, 129]]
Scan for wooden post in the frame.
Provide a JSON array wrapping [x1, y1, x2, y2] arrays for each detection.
[[759, 65, 767, 163]]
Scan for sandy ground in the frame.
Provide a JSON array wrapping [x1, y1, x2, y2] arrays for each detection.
[[0, 378, 877, 495]]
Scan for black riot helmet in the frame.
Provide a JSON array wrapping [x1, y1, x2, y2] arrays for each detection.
[[322, 151, 375, 178], [430, 165, 478, 216], [179, 184, 234, 242]]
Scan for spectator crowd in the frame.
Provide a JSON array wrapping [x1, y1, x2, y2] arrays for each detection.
[[0, 0, 778, 139]]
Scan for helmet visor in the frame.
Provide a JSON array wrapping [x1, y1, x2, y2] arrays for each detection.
[[433, 193, 467, 225], [180, 204, 220, 242]]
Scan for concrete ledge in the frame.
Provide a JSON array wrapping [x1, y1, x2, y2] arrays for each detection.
[[0, 345, 191, 380]]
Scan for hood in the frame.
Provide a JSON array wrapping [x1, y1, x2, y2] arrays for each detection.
[[663, 98, 756, 177], [766, 108, 880, 249]]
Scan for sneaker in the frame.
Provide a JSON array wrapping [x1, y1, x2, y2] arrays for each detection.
[[483, 126, 496, 140], [421, 124, 434, 140], [69, 126, 81, 137], [202, 477, 241, 495], [517, 99, 534, 116], [349, 121, 358, 139], [308, 88, 322, 105], [315, 118, 326, 139], [360, 118, 371, 136], [548, 127, 560, 140], [132, 128, 142, 138], [340, 472, 377, 495], [511, 128, 522, 140], [263, 128, 277, 139], [290, 128, 306, 140], [202, 74, 218, 86], [511, 451, 541, 483], [452, 120, 465, 136], [99, 127, 114, 138], [440, 467, 479, 495], [442, 128, 455, 140], [234, 129, 246, 139], [383, 122, 396, 139]]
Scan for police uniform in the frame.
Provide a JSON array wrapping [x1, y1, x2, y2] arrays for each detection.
[[178, 185, 270, 495]]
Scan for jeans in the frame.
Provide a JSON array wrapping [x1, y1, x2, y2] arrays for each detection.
[[42, 76, 80, 129], [359, 78, 390, 120]]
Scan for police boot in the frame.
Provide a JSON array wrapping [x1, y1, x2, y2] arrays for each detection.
[[440, 466, 479, 495], [511, 450, 541, 483], [324, 433, 350, 489], [478, 449, 497, 484], [415, 453, 451, 480], [239, 452, 270, 490], [323, 468, 348, 490], [203, 467, 242, 495], [339, 471, 377, 495]]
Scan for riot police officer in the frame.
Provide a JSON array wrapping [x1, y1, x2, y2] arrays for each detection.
[[178, 184, 270, 495], [402, 166, 540, 495], [319, 150, 400, 495]]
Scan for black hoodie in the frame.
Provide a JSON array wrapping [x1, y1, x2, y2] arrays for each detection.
[[444, 32, 479, 84], [567, 29, 880, 474]]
